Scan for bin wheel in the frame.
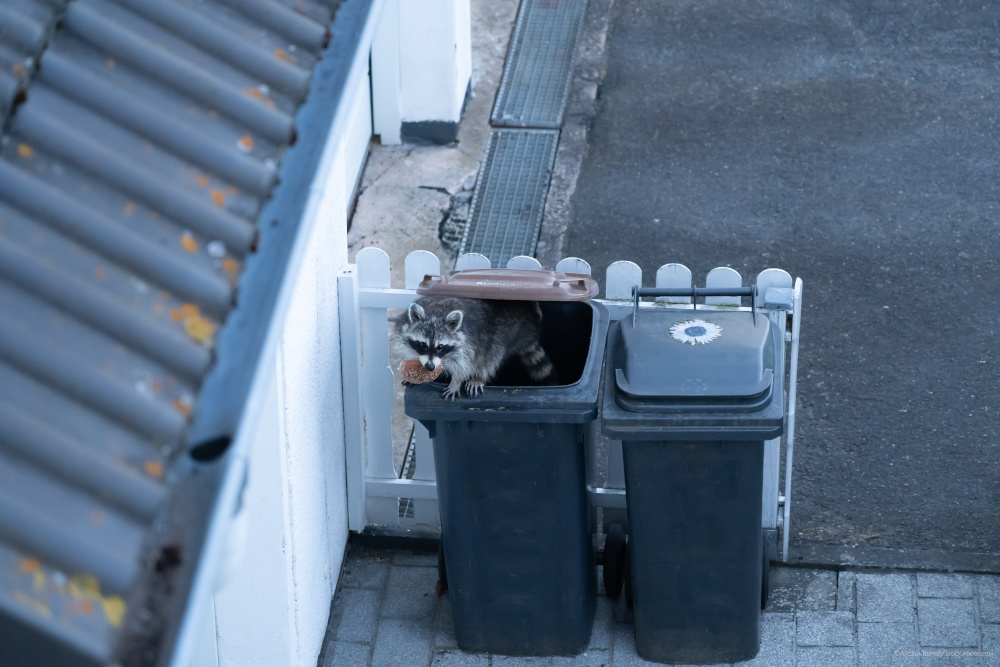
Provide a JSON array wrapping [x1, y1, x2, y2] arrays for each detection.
[[761, 548, 770, 609], [623, 540, 634, 610], [603, 523, 627, 599], [436, 539, 448, 597]]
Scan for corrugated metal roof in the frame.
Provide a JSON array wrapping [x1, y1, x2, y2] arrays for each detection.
[[0, 0, 344, 663]]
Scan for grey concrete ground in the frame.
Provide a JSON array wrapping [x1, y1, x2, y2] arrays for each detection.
[[319, 546, 1000, 666]]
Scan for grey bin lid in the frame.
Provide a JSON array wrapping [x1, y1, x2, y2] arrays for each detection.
[[613, 309, 774, 413]]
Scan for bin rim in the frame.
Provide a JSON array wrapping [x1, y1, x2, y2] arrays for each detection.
[[415, 268, 599, 301], [404, 301, 610, 422]]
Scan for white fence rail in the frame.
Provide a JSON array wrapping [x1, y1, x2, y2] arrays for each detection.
[[338, 249, 803, 560]]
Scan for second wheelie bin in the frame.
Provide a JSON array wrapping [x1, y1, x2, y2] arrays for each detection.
[[601, 286, 785, 665]]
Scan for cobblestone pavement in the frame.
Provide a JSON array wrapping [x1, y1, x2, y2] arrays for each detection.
[[318, 547, 1000, 666]]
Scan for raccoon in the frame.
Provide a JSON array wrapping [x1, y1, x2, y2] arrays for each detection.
[[392, 296, 556, 399]]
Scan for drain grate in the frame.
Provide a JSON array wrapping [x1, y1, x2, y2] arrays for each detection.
[[459, 129, 560, 266], [491, 0, 587, 129]]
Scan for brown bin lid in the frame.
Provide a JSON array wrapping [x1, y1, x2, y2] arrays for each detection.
[[415, 269, 599, 301]]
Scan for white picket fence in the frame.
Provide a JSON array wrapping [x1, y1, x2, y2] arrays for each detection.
[[338, 249, 803, 560]]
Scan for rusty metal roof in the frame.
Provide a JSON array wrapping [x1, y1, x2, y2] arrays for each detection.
[[0, 0, 353, 663]]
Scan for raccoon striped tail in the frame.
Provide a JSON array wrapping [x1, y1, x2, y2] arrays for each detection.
[[520, 342, 558, 385]]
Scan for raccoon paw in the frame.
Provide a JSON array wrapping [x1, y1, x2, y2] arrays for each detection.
[[465, 380, 485, 397], [442, 385, 461, 401]]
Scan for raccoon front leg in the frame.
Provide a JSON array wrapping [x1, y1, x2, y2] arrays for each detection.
[[442, 375, 464, 400], [464, 378, 486, 397]]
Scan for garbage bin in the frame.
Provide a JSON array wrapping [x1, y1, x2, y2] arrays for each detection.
[[601, 287, 784, 665], [404, 269, 609, 656]]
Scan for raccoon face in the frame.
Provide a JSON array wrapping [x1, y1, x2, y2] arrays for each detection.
[[402, 302, 463, 371]]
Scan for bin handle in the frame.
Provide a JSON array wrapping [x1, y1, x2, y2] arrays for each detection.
[[631, 285, 758, 328]]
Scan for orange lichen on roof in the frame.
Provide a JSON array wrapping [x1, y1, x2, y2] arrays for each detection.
[[171, 397, 192, 417], [180, 232, 199, 253], [106, 58, 116, 68], [94, 266, 106, 280], [208, 110, 218, 119], [145, 461, 164, 478], [17, 144, 33, 158], [222, 257, 239, 275], [210, 189, 226, 208], [184, 314, 215, 343], [123, 201, 136, 216], [169, 303, 200, 322], [275, 49, 296, 64], [196, 175, 210, 187], [20, 558, 41, 573], [12, 62, 26, 76], [237, 135, 254, 152], [170, 303, 216, 344], [13, 591, 51, 618], [242, 87, 264, 99], [67, 575, 126, 628]]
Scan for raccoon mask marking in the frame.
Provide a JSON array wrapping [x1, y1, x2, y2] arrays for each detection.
[[399, 302, 463, 372]]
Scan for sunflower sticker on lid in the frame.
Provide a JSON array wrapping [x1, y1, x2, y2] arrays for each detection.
[[670, 319, 722, 345]]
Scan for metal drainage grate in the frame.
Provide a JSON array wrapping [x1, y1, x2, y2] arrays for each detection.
[[491, 0, 587, 129], [458, 129, 560, 266]]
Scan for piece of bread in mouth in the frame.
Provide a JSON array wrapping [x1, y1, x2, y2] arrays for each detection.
[[399, 358, 444, 384]]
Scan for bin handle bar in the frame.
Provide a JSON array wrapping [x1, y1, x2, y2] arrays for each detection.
[[631, 285, 758, 327]]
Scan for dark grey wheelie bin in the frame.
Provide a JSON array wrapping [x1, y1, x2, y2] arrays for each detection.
[[601, 287, 784, 665], [404, 269, 609, 657]]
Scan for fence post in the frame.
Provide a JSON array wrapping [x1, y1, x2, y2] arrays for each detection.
[[357, 248, 399, 525], [338, 264, 366, 531], [705, 266, 742, 306]]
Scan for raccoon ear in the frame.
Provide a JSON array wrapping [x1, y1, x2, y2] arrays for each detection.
[[408, 302, 426, 324], [445, 309, 463, 331]]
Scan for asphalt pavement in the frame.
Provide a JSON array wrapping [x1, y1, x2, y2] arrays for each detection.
[[563, 0, 1000, 569]]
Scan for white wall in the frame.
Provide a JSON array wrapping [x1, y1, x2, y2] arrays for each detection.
[[372, 0, 472, 143], [190, 37, 370, 667]]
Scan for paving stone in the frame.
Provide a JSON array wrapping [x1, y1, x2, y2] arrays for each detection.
[[610, 624, 666, 666], [918, 598, 978, 648], [382, 566, 440, 619], [796, 610, 854, 647], [340, 554, 391, 590], [765, 568, 837, 612], [552, 649, 610, 666], [490, 655, 552, 666], [740, 615, 794, 667], [761, 612, 795, 624], [857, 622, 919, 666], [920, 649, 997, 666], [333, 589, 381, 642], [372, 618, 434, 667], [977, 575, 1000, 624], [394, 551, 439, 568], [795, 646, 855, 667], [857, 574, 915, 623], [588, 596, 613, 650], [837, 572, 856, 613], [324, 641, 373, 667], [917, 574, 974, 599], [980, 623, 1000, 652], [434, 598, 458, 650], [431, 650, 489, 667]]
